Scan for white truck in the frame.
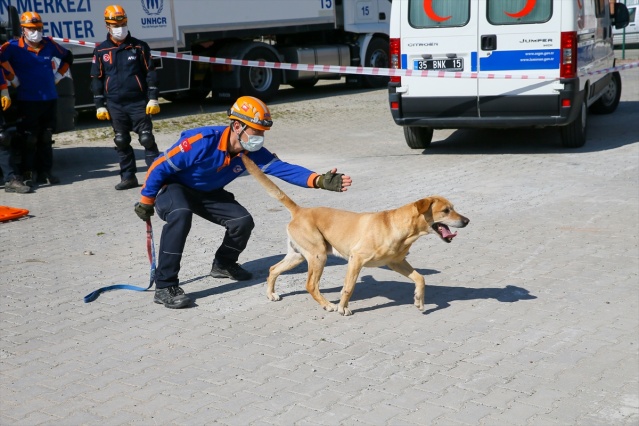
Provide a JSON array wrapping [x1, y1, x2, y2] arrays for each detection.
[[1, 0, 391, 130]]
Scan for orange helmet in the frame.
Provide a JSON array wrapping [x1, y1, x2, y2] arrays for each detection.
[[20, 11, 43, 29], [104, 5, 127, 25], [227, 96, 273, 131]]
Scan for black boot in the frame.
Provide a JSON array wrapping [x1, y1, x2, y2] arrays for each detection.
[[115, 176, 139, 190], [5, 177, 32, 194], [210, 260, 253, 281], [154, 285, 190, 309], [23, 171, 34, 187]]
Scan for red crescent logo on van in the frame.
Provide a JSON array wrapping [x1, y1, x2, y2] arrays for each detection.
[[423, 0, 451, 22], [505, 0, 537, 18], [577, 0, 583, 8]]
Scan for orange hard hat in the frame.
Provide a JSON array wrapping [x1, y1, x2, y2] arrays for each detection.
[[227, 96, 273, 131], [104, 5, 127, 25], [20, 11, 43, 29]]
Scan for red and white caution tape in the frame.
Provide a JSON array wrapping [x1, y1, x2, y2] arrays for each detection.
[[55, 37, 639, 81]]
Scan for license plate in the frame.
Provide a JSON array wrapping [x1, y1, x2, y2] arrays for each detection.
[[413, 58, 464, 71]]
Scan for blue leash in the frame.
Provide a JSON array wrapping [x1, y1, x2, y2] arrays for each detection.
[[84, 219, 156, 303]]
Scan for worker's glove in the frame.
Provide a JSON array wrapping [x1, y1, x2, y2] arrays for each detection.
[[1, 89, 10, 111], [317, 171, 344, 192], [134, 202, 154, 221], [96, 107, 111, 121], [146, 99, 160, 115], [8, 76, 19, 88], [54, 72, 64, 85]]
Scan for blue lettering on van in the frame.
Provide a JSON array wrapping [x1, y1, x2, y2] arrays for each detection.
[[472, 49, 560, 72], [141, 16, 167, 27]]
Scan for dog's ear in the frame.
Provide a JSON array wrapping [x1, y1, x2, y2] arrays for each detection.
[[415, 198, 433, 214]]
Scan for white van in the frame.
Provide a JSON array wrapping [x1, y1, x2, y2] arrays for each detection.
[[613, 4, 638, 46], [388, 0, 630, 149]]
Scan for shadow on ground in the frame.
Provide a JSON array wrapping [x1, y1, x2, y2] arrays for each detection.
[[188, 253, 537, 314]]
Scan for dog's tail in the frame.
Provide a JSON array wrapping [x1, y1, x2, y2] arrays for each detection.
[[241, 154, 299, 213]]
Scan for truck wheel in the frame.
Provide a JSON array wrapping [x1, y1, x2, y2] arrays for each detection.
[[240, 47, 281, 101], [362, 37, 390, 88], [560, 95, 587, 148], [404, 126, 433, 149], [590, 72, 622, 115]]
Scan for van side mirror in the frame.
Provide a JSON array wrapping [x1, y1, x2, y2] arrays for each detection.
[[0, 6, 21, 43], [612, 2, 630, 30]]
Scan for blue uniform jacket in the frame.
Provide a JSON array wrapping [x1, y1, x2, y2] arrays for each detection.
[[90, 33, 158, 108], [0, 37, 72, 101], [140, 125, 320, 205]]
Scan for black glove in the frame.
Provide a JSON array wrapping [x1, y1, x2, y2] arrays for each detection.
[[134, 202, 154, 221], [317, 171, 344, 192]]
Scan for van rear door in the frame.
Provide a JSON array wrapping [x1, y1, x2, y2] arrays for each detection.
[[394, 0, 564, 121], [476, 0, 562, 118], [397, 0, 479, 118]]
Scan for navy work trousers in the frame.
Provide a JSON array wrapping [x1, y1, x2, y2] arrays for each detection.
[[15, 99, 57, 175], [108, 99, 159, 179], [153, 183, 255, 289]]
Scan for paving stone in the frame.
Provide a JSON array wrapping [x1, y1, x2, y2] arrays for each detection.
[[1, 69, 637, 424]]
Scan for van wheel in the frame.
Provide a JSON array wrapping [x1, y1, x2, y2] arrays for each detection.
[[240, 46, 281, 101], [362, 37, 390, 88], [590, 72, 622, 115], [560, 95, 587, 148], [404, 126, 433, 149]]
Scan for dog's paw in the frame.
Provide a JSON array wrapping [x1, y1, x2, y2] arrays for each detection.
[[338, 305, 352, 316], [323, 303, 337, 312], [414, 298, 425, 311], [267, 292, 281, 301]]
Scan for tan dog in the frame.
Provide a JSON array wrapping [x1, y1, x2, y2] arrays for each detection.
[[241, 155, 469, 316]]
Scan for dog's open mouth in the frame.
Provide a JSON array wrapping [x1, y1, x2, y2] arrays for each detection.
[[432, 223, 457, 243]]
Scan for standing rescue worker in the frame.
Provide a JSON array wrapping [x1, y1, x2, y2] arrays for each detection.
[[90, 4, 161, 190], [133, 96, 352, 309], [1, 69, 30, 193], [0, 11, 73, 187]]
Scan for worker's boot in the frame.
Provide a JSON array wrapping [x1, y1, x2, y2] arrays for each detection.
[[154, 286, 191, 309], [23, 171, 34, 187], [115, 176, 139, 190], [5, 177, 32, 194]]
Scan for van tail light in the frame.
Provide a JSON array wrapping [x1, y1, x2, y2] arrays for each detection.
[[560, 31, 577, 79], [390, 37, 401, 84]]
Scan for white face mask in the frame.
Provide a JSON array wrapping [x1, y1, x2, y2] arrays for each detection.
[[109, 26, 127, 41], [239, 128, 264, 152], [25, 30, 42, 43]]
